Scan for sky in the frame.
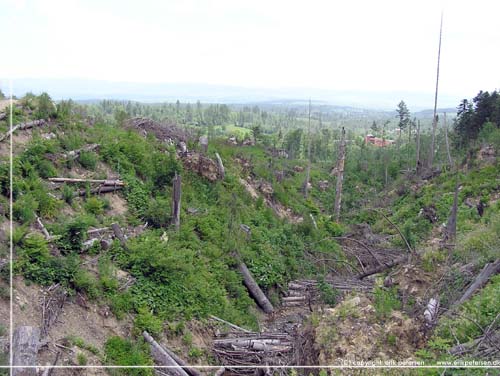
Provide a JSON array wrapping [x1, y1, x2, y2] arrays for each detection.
[[1, 0, 499, 106]]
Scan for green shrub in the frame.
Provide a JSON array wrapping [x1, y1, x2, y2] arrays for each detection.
[[77, 352, 87, 365], [143, 198, 171, 228], [13, 194, 38, 224], [62, 184, 74, 204], [373, 286, 401, 319], [84, 197, 105, 215], [78, 151, 98, 170], [104, 336, 153, 375], [133, 307, 163, 336], [72, 269, 99, 299]]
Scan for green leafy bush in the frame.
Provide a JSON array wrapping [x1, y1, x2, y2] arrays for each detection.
[[78, 151, 98, 170], [373, 286, 401, 319], [104, 337, 153, 375]]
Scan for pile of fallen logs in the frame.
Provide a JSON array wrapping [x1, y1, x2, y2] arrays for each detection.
[[181, 152, 221, 182], [40, 284, 67, 338], [0, 119, 48, 142], [212, 331, 293, 375], [48, 177, 124, 196], [127, 117, 192, 145], [284, 278, 374, 307]]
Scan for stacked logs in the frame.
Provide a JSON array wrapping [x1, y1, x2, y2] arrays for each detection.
[[212, 332, 293, 375], [48, 177, 125, 196]]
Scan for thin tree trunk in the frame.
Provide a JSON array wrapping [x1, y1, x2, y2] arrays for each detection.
[[0, 119, 47, 142], [302, 99, 312, 198], [357, 255, 408, 279], [416, 120, 421, 174], [171, 173, 181, 230], [12, 326, 40, 376], [429, 12, 443, 169], [444, 112, 453, 167], [333, 127, 346, 221], [49, 178, 124, 186]]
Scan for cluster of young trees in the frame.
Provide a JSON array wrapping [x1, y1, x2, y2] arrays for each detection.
[[453, 90, 500, 148]]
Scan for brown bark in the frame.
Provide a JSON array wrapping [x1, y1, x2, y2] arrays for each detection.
[[444, 177, 459, 245], [333, 127, 346, 221], [162, 346, 202, 376], [171, 173, 181, 230], [12, 326, 40, 376], [77, 185, 123, 196]]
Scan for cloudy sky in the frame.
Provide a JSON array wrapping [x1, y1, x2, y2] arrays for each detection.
[[1, 0, 499, 105]]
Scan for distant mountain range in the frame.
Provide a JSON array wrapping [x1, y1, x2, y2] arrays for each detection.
[[1, 78, 464, 112]]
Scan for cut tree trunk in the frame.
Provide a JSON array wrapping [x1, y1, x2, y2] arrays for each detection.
[[333, 127, 346, 221], [237, 261, 274, 313], [302, 100, 312, 198], [142, 331, 189, 376], [36, 216, 52, 240], [215, 152, 225, 180], [454, 259, 500, 306], [443, 113, 453, 167], [443, 177, 459, 245], [416, 120, 421, 174], [162, 346, 202, 376], [12, 326, 40, 376], [171, 173, 181, 230]]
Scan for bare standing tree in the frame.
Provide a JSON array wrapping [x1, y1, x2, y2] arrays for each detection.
[[429, 12, 444, 169], [302, 99, 312, 198], [171, 173, 181, 230], [416, 120, 422, 174], [333, 127, 346, 221], [443, 112, 453, 167]]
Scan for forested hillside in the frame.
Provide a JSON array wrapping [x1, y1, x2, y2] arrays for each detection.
[[0, 89, 498, 375]]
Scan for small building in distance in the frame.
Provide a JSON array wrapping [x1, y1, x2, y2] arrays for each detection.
[[364, 134, 395, 147]]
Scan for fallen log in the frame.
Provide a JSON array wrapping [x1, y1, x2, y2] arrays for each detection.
[[454, 259, 500, 306], [214, 368, 225, 376], [282, 296, 306, 302], [77, 185, 123, 196], [356, 254, 408, 279], [142, 331, 189, 376], [0, 119, 47, 142], [49, 178, 124, 186], [12, 326, 40, 376], [237, 261, 274, 314], [162, 346, 202, 376], [209, 315, 252, 333], [62, 144, 99, 159]]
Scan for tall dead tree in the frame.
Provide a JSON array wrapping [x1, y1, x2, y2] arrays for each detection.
[[302, 99, 312, 198], [215, 152, 225, 180], [333, 127, 346, 222], [416, 120, 422, 174], [171, 173, 181, 230], [12, 326, 40, 376], [428, 12, 444, 169], [443, 112, 453, 167]]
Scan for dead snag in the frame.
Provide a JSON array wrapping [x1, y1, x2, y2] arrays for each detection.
[[36, 216, 52, 240], [12, 326, 40, 376], [111, 223, 128, 250], [333, 127, 346, 221], [62, 143, 99, 160], [171, 173, 181, 230], [215, 152, 225, 180], [443, 177, 459, 246], [454, 259, 500, 307], [237, 261, 274, 314], [142, 331, 189, 376]]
